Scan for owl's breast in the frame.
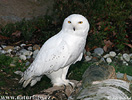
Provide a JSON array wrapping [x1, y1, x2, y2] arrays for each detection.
[[65, 35, 86, 65]]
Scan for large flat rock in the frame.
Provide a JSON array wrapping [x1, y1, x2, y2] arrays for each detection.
[[0, 0, 54, 25]]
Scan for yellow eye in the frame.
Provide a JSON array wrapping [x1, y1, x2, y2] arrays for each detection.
[[68, 21, 71, 23], [78, 21, 83, 24]]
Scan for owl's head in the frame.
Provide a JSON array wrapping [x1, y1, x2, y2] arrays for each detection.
[[62, 14, 90, 36]]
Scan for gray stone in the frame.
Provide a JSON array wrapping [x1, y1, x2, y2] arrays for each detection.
[[103, 54, 110, 58], [0, 50, 6, 54], [19, 55, 26, 60], [26, 55, 31, 59], [3, 46, 14, 51], [109, 51, 116, 57], [19, 49, 27, 54], [25, 61, 30, 66], [0, 0, 54, 25], [1, 45, 6, 48], [86, 51, 91, 56], [94, 48, 104, 56], [6, 49, 12, 54], [123, 53, 130, 62], [106, 57, 112, 63], [116, 72, 132, 81], [10, 63, 16, 67], [85, 56, 92, 62], [33, 49, 39, 58], [28, 46, 32, 51], [23, 51, 33, 56], [14, 46, 20, 50], [20, 44, 26, 47]]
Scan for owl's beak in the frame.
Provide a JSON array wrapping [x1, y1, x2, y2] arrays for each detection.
[[73, 27, 75, 31]]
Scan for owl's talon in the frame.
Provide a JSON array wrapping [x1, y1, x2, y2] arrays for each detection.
[[68, 82, 75, 89]]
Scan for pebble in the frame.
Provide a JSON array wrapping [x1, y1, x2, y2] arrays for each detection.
[[33, 44, 40, 50], [116, 72, 132, 81], [123, 61, 128, 66], [129, 53, 132, 58], [103, 54, 110, 58], [33, 49, 39, 58], [109, 51, 116, 57], [86, 51, 91, 56], [28, 46, 32, 51], [1, 45, 6, 48], [20, 44, 26, 47], [85, 56, 92, 61], [10, 63, 16, 67], [14, 46, 20, 50], [3, 46, 14, 51], [123, 53, 130, 62], [23, 51, 33, 56], [25, 61, 30, 66], [19, 55, 26, 60], [0, 50, 6, 54], [7, 49, 12, 54], [19, 49, 28, 54], [106, 57, 112, 63], [94, 48, 104, 56]]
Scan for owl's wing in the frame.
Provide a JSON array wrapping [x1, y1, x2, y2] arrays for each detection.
[[19, 34, 71, 87]]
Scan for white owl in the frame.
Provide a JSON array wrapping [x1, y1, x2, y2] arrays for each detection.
[[19, 14, 90, 88]]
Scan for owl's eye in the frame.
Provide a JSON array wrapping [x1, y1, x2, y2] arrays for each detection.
[[78, 21, 83, 24], [68, 21, 71, 23]]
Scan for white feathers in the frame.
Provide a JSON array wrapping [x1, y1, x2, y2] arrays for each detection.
[[19, 14, 89, 87]]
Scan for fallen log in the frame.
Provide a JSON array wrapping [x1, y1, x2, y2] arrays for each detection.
[[33, 63, 132, 100]]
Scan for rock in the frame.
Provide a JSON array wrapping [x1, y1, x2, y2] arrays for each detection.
[[14, 46, 20, 50], [103, 54, 110, 58], [19, 49, 28, 54], [123, 61, 128, 66], [26, 55, 31, 59], [129, 53, 132, 58], [10, 63, 16, 67], [6, 49, 12, 54], [33, 44, 40, 50], [106, 57, 112, 63], [1, 45, 6, 48], [23, 51, 33, 56], [0, 47, 2, 50], [20, 44, 26, 47], [0, 0, 54, 25], [28, 46, 32, 51], [109, 51, 116, 57], [0, 50, 6, 54], [33, 49, 39, 58], [19, 55, 26, 60], [16, 52, 21, 56], [94, 48, 104, 56], [14, 71, 23, 76], [86, 51, 91, 56], [85, 56, 92, 62], [123, 53, 130, 62], [116, 72, 132, 81], [25, 61, 30, 66], [3, 46, 14, 51]]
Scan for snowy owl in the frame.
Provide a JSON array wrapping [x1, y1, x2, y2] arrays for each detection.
[[19, 14, 90, 88]]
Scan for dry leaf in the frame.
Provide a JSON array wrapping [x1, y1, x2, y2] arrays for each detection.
[[103, 40, 113, 52], [104, 27, 109, 31], [0, 34, 10, 40], [112, 31, 117, 36], [124, 43, 132, 48], [12, 31, 21, 37]]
